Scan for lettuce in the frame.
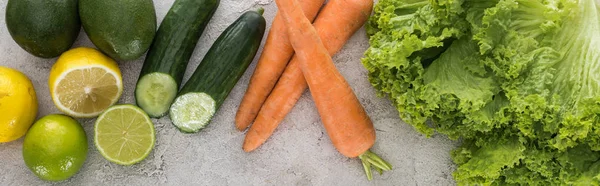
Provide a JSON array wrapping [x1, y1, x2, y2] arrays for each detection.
[[363, 0, 600, 184]]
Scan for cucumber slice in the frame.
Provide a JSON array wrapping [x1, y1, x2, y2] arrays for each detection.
[[135, 73, 178, 117], [169, 92, 216, 133], [168, 9, 265, 133], [134, 0, 219, 117]]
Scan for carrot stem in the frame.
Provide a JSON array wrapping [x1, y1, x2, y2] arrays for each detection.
[[361, 158, 373, 180], [358, 150, 392, 180]]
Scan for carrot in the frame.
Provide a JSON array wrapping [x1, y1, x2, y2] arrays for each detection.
[[275, 0, 391, 180], [235, 0, 325, 131], [243, 0, 373, 153]]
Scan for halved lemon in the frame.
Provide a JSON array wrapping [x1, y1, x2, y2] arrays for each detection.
[[49, 47, 123, 118]]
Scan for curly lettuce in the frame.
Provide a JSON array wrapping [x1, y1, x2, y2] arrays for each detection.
[[363, 0, 600, 184]]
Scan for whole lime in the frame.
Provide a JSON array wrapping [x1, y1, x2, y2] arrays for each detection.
[[23, 114, 88, 181]]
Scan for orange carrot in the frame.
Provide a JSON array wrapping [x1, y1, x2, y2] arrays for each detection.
[[243, 0, 372, 153], [235, 0, 325, 131], [275, 0, 391, 180]]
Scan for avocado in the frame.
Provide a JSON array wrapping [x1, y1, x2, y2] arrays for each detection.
[[5, 0, 80, 58], [79, 0, 157, 61]]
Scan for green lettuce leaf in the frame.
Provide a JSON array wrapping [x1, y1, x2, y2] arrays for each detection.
[[452, 133, 525, 185], [364, 0, 600, 184], [546, 0, 600, 150], [363, 0, 469, 135], [418, 37, 505, 139]]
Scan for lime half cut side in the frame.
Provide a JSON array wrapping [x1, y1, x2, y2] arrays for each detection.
[[94, 105, 155, 165]]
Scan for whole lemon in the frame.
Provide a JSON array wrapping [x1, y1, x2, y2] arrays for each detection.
[[0, 66, 38, 142], [23, 114, 88, 181]]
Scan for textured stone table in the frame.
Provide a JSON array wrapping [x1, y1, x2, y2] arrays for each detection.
[[0, 0, 457, 185]]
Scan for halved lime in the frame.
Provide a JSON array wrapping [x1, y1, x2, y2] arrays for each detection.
[[94, 105, 155, 165]]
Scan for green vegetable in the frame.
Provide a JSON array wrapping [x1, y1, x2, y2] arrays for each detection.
[[169, 9, 266, 133], [79, 0, 157, 61], [5, 0, 80, 58], [136, 0, 220, 117], [363, 0, 600, 184]]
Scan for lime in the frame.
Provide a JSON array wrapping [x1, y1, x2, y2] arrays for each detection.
[[49, 47, 123, 118], [23, 114, 88, 181], [0, 66, 38, 142], [94, 105, 155, 165]]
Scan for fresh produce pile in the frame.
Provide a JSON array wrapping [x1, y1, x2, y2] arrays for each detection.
[[1, 0, 394, 182], [1, 0, 272, 181], [364, 0, 600, 184]]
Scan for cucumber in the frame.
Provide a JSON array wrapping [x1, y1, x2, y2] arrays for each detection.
[[169, 9, 266, 133], [5, 0, 80, 58], [135, 0, 220, 118], [79, 0, 157, 61]]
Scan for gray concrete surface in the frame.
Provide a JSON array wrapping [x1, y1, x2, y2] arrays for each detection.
[[0, 0, 458, 185]]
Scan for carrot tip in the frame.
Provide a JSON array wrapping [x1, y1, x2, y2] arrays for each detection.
[[242, 146, 254, 153], [236, 125, 246, 131], [235, 119, 249, 131], [242, 139, 260, 152]]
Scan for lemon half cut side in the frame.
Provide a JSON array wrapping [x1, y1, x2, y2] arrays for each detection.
[[49, 47, 123, 118]]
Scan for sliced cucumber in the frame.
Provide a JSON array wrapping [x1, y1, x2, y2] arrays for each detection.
[[169, 9, 266, 132], [169, 93, 216, 133], [135, 73, 178, 117], [135, 0, 219, 117]]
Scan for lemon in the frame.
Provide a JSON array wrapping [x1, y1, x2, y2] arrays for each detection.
[[94, 105, 155, 165], [23, 114, 88, 181], [0, 66, 38, 142], [49, 47, 123, 118]]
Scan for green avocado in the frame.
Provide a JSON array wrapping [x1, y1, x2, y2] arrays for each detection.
[[79, 0, 157, 61], [5, 0, 80, 58]]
